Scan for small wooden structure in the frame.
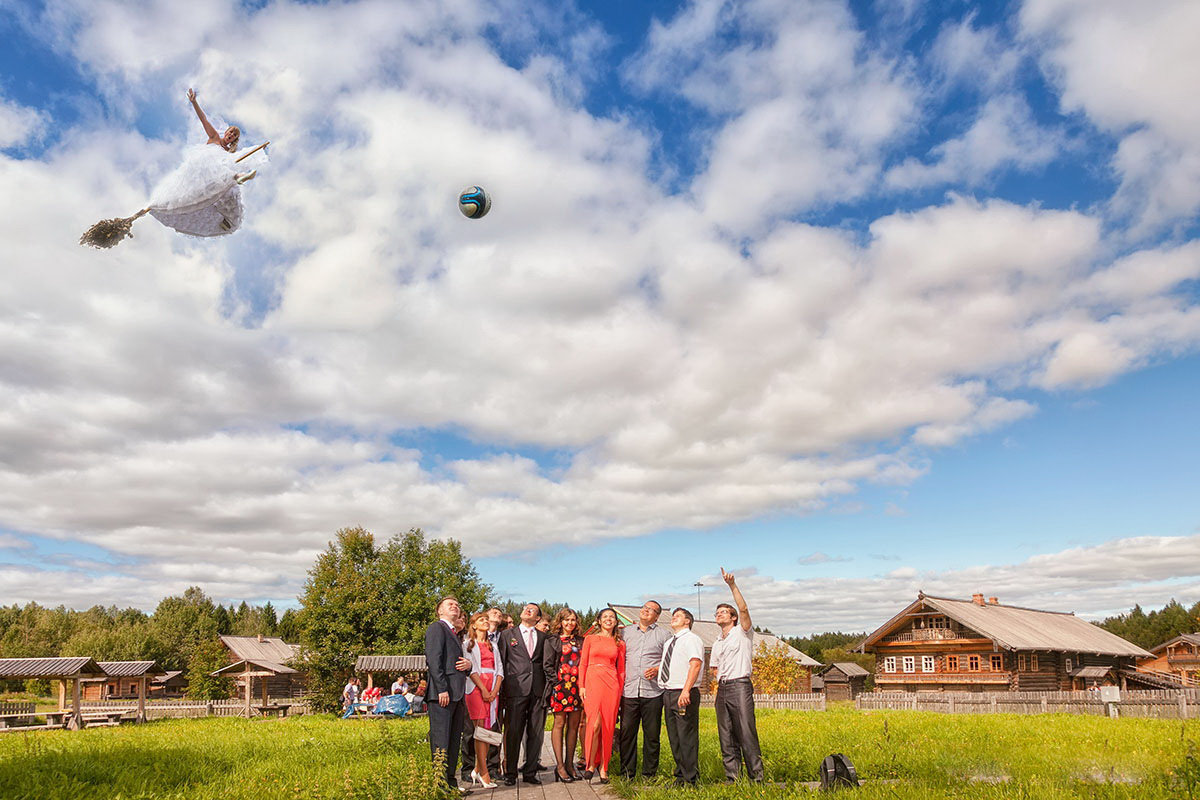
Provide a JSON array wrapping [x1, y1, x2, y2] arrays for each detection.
[[354, 655, 427, 690], [820, 662, 870, 701], [150, 670, 187, 698], [0, 657, 106, 729], [211, 659, 300, 717], [218, 636, 306, 699], [82, 661, 166, 722]]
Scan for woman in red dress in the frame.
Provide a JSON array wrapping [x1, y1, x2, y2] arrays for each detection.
[[464, 611, 504, 788], [580, 607, 625, 783], [544, 607, 584, 782]]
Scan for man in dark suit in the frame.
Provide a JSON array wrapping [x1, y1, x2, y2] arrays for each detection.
[[424, 596, 472, 790], [497, 602, 552, 786]]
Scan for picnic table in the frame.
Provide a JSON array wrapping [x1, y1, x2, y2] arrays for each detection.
[[254, 704, 290, 718], [0, 711, 68, 730]]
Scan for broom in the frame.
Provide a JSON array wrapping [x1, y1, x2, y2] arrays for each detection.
[[79, 141, 269, 249]]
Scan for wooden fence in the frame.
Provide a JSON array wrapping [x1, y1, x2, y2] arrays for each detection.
[[0, 701, 35, 716], [856, 688, 1199, 719], [78, 698, 310, 720], [700, 692, 826, 711]]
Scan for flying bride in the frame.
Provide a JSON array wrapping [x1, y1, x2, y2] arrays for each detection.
[[79, 89, 268, 249]]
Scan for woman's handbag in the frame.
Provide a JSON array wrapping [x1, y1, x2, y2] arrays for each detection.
[[475, 726, 503, 746]]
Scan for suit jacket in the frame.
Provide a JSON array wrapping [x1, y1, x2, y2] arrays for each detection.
[[424, 619, 467, 701], [498, 625, 550, 700]]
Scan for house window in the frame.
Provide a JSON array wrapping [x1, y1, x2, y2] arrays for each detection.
[[930, 616, 949, 629], [991, 654, 1003, 671], [922, 656, 936, 673], [1017, 654, 1027, 671], [946, 655, 959, 671], [903, 656, 915, 673], [1031, 654, 1039, 671], [1064, 657, 1073, 672], [968, 655, 980, 671], [884, 656, 896, 673]]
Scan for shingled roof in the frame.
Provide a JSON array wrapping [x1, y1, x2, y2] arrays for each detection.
[[861, 594, 1152, 657], [98, 661, 166, 678], [0, 657, 106, 678], [1147, 633, 1200, 655], [219, 635, 299, 664], [355, 655, 428, 673]]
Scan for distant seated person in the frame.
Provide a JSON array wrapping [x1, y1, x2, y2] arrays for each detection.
[[407, 680, 428, 713], [391, 676, 408, 696]]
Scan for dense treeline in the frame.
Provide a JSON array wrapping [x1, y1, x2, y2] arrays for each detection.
[[0, 586, 296, 696], [1096, 598, 1200, 650]]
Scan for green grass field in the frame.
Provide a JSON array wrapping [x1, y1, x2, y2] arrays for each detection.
[[0, 708, 1196, 799]]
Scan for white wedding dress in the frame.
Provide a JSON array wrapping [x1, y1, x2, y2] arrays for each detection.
[[147, 144, 265, 237]]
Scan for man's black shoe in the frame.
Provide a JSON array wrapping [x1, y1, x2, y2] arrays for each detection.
[[524, 775, 542, 785], [503, 777, 516, 786]]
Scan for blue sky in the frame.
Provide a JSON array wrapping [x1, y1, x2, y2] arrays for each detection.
[[1, 0, 1198, 635]]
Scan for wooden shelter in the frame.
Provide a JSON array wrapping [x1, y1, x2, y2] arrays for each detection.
[[218, 635, 306, 700], [354, 655, 427, 690], [819, 662, 870, 701], [859, 592, 1152, 692], [0, 657, 106, 729], [149, 670, 187, 698], [81, 661, 166, 722], [608, 604, 821, 692], [212, 659, 299, 717]]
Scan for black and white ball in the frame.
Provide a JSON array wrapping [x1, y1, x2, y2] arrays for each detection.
[[458, 185, 491, 219]]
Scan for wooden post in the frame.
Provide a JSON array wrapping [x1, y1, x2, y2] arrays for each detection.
[[262, 675, 268, 709], [58, 679, 66, 711], [137, 676, 147, 723], [69, 675, 82, 730], [1179, 692, 1187, 718], [243, 671, 252, 718]]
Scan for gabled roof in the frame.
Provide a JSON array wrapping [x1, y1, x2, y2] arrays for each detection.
[[219, 635, 299, 664], [608, 604, 821, 667], [98, 660, 166, 678], [861, 594, 1152, 658], [821, 662, 870, 678], [356, 655, 428, 673], [0, 657, 106, 679], [153, 670, 185, 684], [1147, 633, 1200, 655], [212, 658, 298, 677]]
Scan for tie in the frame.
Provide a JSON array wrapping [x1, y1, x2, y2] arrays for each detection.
[[659, 636, 677, 684], [525, 629, 535, 657]]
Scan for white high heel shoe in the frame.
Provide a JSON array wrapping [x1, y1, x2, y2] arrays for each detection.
[[470, 770, 497, 789]]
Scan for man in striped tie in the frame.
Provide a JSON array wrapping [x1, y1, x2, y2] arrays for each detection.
[[658, 607, 705, 786]]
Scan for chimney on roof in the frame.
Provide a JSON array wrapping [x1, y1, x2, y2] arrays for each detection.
[[988, 597, 999, 605], [972, 593, 985, 606], [257, 634, 264, 643]]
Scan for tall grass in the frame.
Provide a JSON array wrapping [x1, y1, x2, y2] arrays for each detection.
[[0, 707, 1196, 799]]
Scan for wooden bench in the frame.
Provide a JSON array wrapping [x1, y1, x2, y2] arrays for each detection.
[[82, 710, 128, 727], [0, 711, 68, 731], [254, 704, 289, 718]]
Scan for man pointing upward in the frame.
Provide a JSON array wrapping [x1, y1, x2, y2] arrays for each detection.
[[711, 567, 764, 783]]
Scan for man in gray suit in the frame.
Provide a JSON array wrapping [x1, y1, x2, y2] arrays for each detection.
[[497, 602, 551, 786], [424, 596, 472, 790]]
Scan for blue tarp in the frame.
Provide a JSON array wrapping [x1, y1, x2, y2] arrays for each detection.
[[341, 694, 411, 719]]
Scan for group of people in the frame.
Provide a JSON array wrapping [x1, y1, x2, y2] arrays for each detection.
[[423, 568, 766, 792], [341, 675, 427, 717]]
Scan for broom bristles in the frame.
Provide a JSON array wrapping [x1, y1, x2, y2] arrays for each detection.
[[79, 208, 149, 249]]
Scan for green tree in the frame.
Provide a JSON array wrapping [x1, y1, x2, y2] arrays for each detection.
[[151, 587, 221, 671], [186, 638, 234, 700], [751, 640, 804, 694], [297, 527, 491, 712]]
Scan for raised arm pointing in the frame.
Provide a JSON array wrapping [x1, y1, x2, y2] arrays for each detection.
[[721, 567, 752, 631]]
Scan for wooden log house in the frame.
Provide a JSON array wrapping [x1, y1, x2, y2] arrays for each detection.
[[859, 593, 1152, 692], [1139, 633, 1200, 686], [215, 635, 306, 703]]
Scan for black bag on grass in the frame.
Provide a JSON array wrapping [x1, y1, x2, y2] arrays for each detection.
[[819, 753, 859, 790]]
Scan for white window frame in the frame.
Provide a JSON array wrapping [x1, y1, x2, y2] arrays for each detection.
[[1064, 656, 1073, 673], [922, 656, 935, 673], [884, 656, 897, 673], [902, 656, 915, 673]]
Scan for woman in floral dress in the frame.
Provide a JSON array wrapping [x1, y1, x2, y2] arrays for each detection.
[[544, 607, 584, 782]]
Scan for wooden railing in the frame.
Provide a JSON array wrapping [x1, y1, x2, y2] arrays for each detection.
[[881, 629, 982, 643], [857, 688, 1199, 718], [0, 702, 35, 716], [699, 692, 825, 711]]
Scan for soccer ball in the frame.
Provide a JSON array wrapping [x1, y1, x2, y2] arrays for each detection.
[[458, 186, 491, 219]]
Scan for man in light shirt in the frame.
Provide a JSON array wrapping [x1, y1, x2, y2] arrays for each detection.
[[619, 599, 672, 779], [710, 567, 764, 782], [658, 607, 704, 786]]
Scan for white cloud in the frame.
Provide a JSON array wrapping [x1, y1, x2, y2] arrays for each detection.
[[655, 534, 1200, 635], [0, 96, 46, 149], [1020, 0, 1200, 231], [0, 0, 1197, 609]]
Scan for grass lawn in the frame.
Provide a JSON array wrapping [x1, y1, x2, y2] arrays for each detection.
[[0, 707, 1196, 799]]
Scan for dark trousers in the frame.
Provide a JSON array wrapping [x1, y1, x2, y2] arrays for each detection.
[[428, 698, 467, 788], [663, 688, 700, 785], [714, 678, 764, 780], [619, 694, 664, 778], [460, 717, 502, 778], [504, 693, 547, 780]]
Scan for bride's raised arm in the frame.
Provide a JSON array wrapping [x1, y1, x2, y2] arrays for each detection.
[[186, 88, 221, 144]]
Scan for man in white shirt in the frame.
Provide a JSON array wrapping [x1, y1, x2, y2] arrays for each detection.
[[620, 600, 672, 779], [710, 567, 764, 782], [658, 607, 704, 786]]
